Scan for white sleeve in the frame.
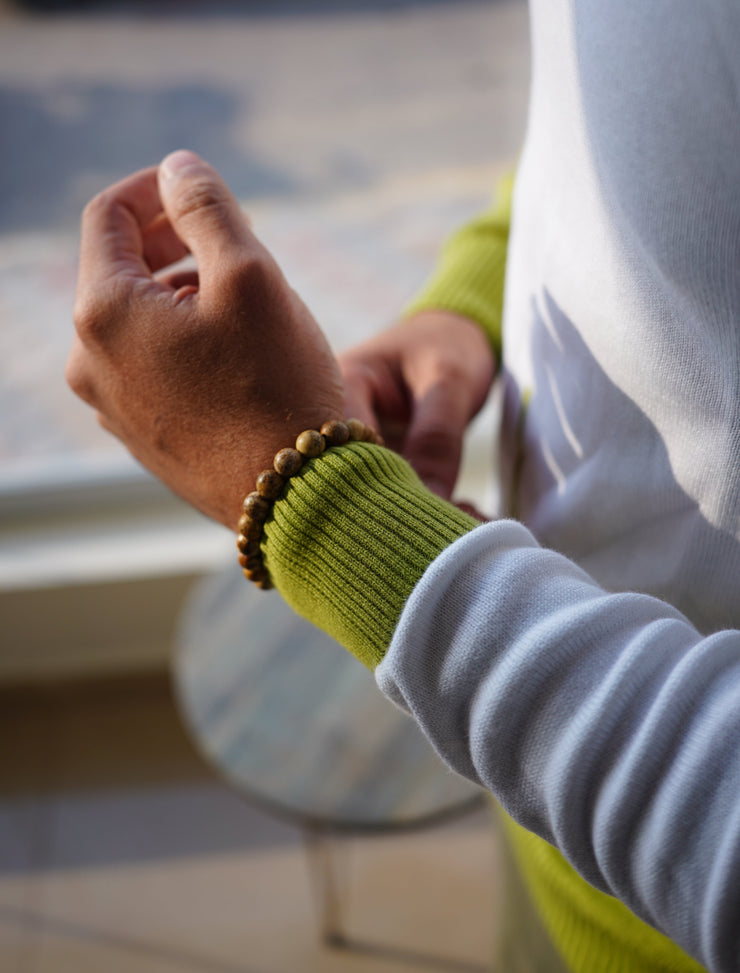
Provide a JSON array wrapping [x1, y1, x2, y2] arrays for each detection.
[[376, 520, 740, 973]]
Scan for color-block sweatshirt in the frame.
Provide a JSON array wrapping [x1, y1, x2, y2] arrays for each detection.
[[263, 1, 740, 970]]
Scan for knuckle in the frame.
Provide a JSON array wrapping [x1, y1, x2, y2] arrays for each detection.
[[172, 181, 228, 223], [65, 350, 96, 405], [222, 251, 278, 308], [340, 358, 373, 387], [427, 356, 469, 388], [73, 283, 127, 343], [234, 251, 271, 288], [81, 186, 116, 226], [412, 422, 458, 460], [73, 291, 106, 342]]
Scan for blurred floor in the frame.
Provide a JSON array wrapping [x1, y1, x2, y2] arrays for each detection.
[[0, 676, 499, 972]]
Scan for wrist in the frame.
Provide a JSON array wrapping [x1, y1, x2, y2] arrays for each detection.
[[235, 418, 381, 589], [261, 439, 479, 668]]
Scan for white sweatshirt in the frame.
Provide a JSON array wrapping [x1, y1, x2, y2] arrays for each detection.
[[378, 2, 740, 970]]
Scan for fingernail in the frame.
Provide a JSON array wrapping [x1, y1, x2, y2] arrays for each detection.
[[160, 149, 203, 179]]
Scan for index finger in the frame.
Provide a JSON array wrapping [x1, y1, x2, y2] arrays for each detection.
[[404, 382, 470, 499], [78, 166, 163, 292]]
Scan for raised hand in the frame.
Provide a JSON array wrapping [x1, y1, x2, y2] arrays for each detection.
[[66, 150, 344, 530]]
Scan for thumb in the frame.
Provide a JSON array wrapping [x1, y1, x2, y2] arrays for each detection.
[[158, 149, 254, 285], [404, 384, 470, 500]]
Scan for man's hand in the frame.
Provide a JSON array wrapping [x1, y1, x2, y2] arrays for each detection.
[[339, 310, 496, 499], [66, 150, 343, 530]]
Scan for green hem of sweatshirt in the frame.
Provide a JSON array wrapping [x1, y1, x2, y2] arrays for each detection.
[[500, 814, 707, 973], [263, 443, 478, 669]]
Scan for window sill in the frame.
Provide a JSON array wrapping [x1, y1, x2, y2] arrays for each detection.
[[0, 461, 232, 685]]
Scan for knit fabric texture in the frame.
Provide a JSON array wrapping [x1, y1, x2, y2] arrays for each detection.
[[262, 442, 478, 669]]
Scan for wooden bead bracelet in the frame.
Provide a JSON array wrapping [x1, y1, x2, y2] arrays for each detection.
[[236, 418, 382, 589]]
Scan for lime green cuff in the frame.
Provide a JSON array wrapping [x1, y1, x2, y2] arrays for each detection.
[[262, 443, 478, 670], [404, 169, 514, 359]]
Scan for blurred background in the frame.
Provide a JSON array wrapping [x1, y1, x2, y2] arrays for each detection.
[[0, 0, 529, 969]]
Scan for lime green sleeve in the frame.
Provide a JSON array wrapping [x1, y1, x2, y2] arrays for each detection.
[[262, 174, 515, 668], [263, 443, 478, 670], [404, 169, 514, 360]]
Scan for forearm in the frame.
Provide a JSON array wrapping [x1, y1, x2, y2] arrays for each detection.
[[263, 454, 740, 973], [374, 519, 740, 973]]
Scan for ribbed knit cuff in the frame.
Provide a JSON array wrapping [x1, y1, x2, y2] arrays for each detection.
[[404, 170, 514, 359], [262, 443, 478, 670]]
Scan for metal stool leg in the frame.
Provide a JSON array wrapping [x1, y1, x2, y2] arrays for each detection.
[[303, 827, 349, 948]]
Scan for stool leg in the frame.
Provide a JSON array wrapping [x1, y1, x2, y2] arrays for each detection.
[[303, 827, 348, 948]]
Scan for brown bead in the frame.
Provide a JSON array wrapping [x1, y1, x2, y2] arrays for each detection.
[[256, 469, 285, 499], [274, 447, 303, 477], [243, 563, 268, 583], [238, 551, 262, 570], [320, 420, 350, 447], [237, 532, 260, 554], [346, 418, 366, 442], [242, 491, 271, 521], [255, 575, 273, 591], [296, 429, 325, 458], [237, 513, 262, 540], [236, 535, 260, 558]]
